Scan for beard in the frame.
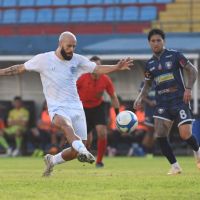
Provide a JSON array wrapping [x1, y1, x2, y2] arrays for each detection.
[[61, 48, 73, 60]]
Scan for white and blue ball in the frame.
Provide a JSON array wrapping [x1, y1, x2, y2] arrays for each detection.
[[116, 110, 138, 133]]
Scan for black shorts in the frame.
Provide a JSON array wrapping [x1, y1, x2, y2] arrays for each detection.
[[84, 102, 107, 133], [153, 102, 193, 127]]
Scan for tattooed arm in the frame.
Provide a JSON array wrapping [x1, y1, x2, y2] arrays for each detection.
[[0, 64, 26, 76], [133, 79, 153, 109], [183, 62, 198, 104], [184, 62, 198, 89]]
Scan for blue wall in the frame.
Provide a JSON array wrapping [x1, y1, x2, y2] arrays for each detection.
[[0, 33, 200, 55]]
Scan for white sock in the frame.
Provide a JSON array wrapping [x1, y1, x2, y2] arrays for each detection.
[[72, 140, 87, 153], [172, 162, 180, 169], [52, 152, 65, 165], [194, 147, 200, 159]]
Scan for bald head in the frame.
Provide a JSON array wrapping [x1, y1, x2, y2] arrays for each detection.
[[58, 31, 77, 60], [59, 31, 77, 42]]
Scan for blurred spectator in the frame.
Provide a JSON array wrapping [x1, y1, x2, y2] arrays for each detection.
[[107, 97, 126, 156], [30, 101, 64, 156], [127, 106, 148, 157], [0, 116, 6, 154], [108, 96, 126, 131], [0, 96, 29, 156]]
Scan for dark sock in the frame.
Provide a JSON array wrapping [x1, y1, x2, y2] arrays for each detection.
[[157, 137, 177, 164], [185, 135, 199, 152]]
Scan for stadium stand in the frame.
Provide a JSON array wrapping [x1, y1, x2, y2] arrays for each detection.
[[88, 7, 104, 22], [0, 1, 199, 34], [53, 8, 70, 23], [69, 0, 86, 6], [71, 7, 87, 22], [152, 0, 200, 32], [0, 0, 174, 34], [2, 0, 17, 7], [2, 9, 17, 24], [104, 6, 121, 22], [18, 0, 35, 7], [140, 6, 157, 21], [36, 8, 53, 23], [122, 6, 139, 21], [36, 0, 52, 6], [19, 9, 36, 23], [52, 0, 68, 6]]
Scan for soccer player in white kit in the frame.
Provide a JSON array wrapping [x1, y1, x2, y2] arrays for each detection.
[[0, 32, 133, 176]]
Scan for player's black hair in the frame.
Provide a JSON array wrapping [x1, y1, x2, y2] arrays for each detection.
[[148, 28, 165, 41], [14, 96, 22, 101], [90, 56, 101, 62]]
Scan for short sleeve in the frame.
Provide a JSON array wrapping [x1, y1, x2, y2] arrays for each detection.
[[176, 51, 190, 68], [24, 54, 44, 73], [77, 55, 96, 75], [105, 76, 115, 96]]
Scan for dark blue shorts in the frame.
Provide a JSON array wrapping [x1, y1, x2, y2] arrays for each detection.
[[153, 103, 193, 127], [144, 107, 155, 127], [144, 116, 154, 127]]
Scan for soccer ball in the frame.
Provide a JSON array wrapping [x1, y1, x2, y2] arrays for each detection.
[[116, 110, 138, 133]]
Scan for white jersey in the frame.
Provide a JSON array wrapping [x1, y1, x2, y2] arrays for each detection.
[[24, 51, 96, 120]]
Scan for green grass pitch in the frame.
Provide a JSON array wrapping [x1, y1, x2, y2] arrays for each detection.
[[0, 156, 200, 200]]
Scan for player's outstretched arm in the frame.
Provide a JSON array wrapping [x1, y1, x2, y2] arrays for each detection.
[[93, 58, 133, 74], [133, 79, 152, 109], [0, 64, 26, 76]]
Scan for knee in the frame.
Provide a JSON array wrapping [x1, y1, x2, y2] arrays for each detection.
[[97, 128, 107, 139], [98, 132, 107, 139], [180, 132, 191, 140]]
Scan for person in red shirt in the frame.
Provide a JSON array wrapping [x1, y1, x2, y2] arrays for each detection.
[[77, 56, 120, 167]]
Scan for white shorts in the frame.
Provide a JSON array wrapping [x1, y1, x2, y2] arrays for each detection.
[[49, 108, 87, 140]]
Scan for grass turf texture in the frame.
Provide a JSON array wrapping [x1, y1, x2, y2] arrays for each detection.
[[0, 156, 200, 200]]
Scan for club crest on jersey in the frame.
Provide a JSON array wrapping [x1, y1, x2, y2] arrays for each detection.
[[165, 61, 172, 69], [158, 108, 165, 114], [70, 66, 76, 74]]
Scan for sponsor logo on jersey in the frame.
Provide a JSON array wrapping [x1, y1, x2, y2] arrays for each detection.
[[70, 66, 76, 74], [155, 73, 174, 84], [165, 55, 173, 58], [158, 108, 165, 114], [148, 60, 154, 64], [165, 61, 172, 69]]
